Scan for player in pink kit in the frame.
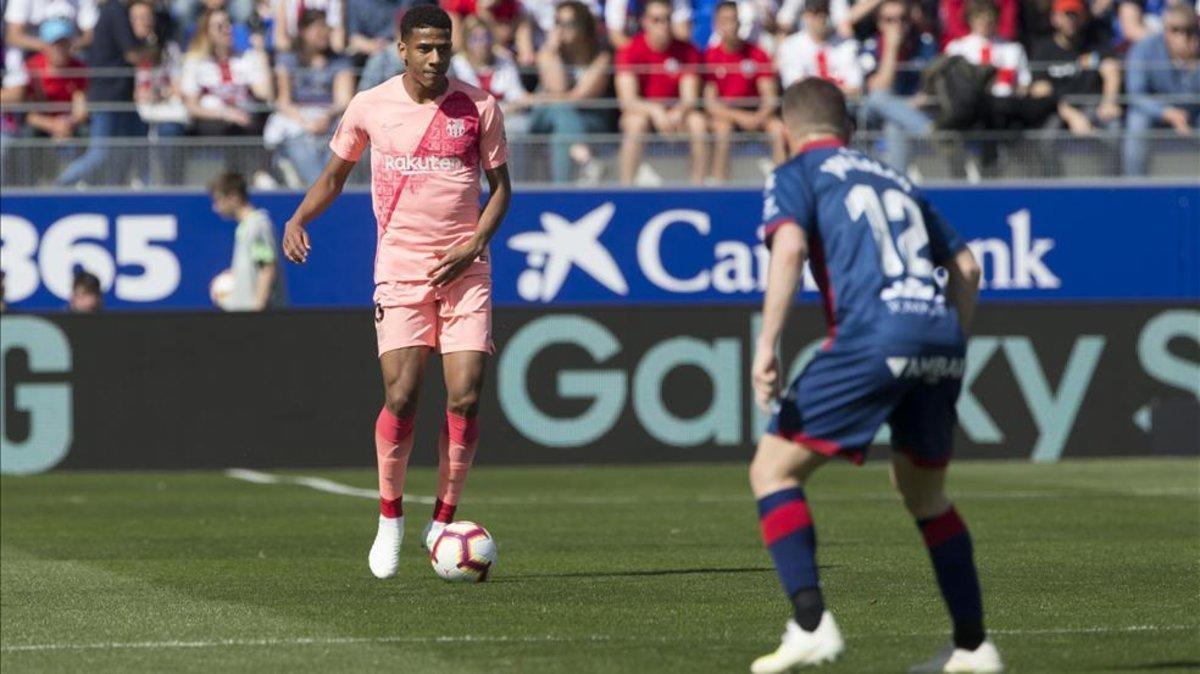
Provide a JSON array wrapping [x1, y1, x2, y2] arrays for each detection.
[[280, 4, 511, 579]]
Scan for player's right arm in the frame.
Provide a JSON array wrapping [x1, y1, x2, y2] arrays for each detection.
[[283, 93, 369, 264], [281, 156, 356, 264], [753, 170, 813, 413], [755, 222, 808, 413]]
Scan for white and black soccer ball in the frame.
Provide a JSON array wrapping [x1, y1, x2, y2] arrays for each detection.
[[429, 521, 497, 582]]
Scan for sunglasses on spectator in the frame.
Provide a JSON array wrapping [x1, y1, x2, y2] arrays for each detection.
[[555, 18, 579, 27], [1166, 24, 1199, 36]]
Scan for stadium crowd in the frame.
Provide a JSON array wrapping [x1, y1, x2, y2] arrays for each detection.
[[0, 0, 1196, 186]]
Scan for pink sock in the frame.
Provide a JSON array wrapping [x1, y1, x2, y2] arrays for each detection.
[[375, 406, 415, 518], [434, 412, 478, 522]]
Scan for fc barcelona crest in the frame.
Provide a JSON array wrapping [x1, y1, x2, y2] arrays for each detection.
[[446, 118, 466, 138]]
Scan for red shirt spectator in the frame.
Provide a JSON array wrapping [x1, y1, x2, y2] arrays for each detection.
[[441, 0, 521, 23], [703, 40, 772, 100], [940, 0, 1019, 47], [615, 31, 701, 99], [25, 51, 88, 114]]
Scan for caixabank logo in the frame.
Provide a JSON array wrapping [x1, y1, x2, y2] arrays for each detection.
[[490, 186, 1199, 305], [501, 202, 1060, 303]]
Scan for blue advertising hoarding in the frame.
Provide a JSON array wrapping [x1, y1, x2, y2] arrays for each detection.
[[2, 185, 1197, 310]]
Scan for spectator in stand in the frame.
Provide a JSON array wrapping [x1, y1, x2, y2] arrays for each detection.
[[513, 0, 601, 67], [938, 0, 1018, 46], [615, 0, 707, 184], [1116, 0, 1169, 46], [209, 171, 287, 311], [450, 15, 531, 131], [1123, 2, 1200, 175], [179, 0, 274, 53], [945, 0, 1031, 97], [130, 0, 190, 185], [1029, 0, 1122, 136], [777, 0, 850, 37], [4, 0, 99, 54], [607, 0, 694, 49], [265, 9, 353, 185], [274, 0, 345, 52], [858, 0, 938, 173], [1, 45, 28, 171], [693, 0, 777, 49], [528, 0, 611, 183], [441, 0, 523, 52], [357, 7, 408, 90], [703, 1, 783, 181], [777, 0, 863, 97], [180, 7, 273, 174], [58, 0, 159, 187], [68, 269, 104, 312], [347, 0, 414, 64], [25, 20, 90, 183]]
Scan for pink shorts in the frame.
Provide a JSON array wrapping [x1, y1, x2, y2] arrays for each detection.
[[374, 274, 494, 356]]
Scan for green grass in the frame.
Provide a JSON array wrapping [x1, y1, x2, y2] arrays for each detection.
[[2, 459, 1199, 673]]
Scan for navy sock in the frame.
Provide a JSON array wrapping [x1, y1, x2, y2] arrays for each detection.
[[758, 487, 823, 630], [917, 507, 985, 651]]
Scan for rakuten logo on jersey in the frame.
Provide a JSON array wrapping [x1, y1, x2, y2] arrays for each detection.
[[382, 154, 464, 174]]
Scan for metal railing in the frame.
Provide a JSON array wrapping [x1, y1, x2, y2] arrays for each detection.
[[1, 130, 1195, 188]]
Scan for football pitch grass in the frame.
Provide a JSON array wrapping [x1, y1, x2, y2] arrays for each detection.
[[2, 459, 1198, 673]]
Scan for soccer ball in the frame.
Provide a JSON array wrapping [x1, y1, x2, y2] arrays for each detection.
[[430, 521, 497, 582], [209, 269, 235, 309]]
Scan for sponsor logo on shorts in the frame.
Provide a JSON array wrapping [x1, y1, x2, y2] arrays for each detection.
[[374, 303, 385, 323], [383, 154, 464, 174], [886, 356, 965, 382]]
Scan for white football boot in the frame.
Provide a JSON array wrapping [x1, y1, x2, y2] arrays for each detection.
[[909, 641, 1003, 673], [367, 515, 403, 579], [421, 520, 447, 551], [750, 612, 844, 673]]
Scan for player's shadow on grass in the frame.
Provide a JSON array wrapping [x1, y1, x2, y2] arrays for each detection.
[[495, 565, 836, 582]]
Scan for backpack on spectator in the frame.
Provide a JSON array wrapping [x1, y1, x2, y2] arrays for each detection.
[[920, 55, 995, 130]]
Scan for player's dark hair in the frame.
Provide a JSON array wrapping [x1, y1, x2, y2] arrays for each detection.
[[781, 77, 852, 141], [641, 0, 674, 17], [966, 0, 998, 19], [400, 4, 452, 39], [208, 171, 248, 201], [72, 269, 101, 294], [715, 1, 740, 15]]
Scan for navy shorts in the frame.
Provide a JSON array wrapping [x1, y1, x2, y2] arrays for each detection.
[[766, 343, 966, 467]]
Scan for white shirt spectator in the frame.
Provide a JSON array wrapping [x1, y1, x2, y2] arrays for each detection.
[[449, 53, 528, 103], [776, 31, 862, 90], [275, 0, 344, 34], [3, 47, 31, 89], [4, 0, 99, 32], [944, 34, 1030, 97], [524, 0, 602, 33], [180, 50, 272, 111], [605, 0, 693, 39], [777, 0, 849, 33]]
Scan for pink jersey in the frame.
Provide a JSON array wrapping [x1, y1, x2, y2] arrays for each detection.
[[329, 75, 507, 299]]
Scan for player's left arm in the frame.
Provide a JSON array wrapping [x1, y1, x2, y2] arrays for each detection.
[[429, 162, 512, 287], [754, 223, 808, 413], [253, 263, 277, 311]]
